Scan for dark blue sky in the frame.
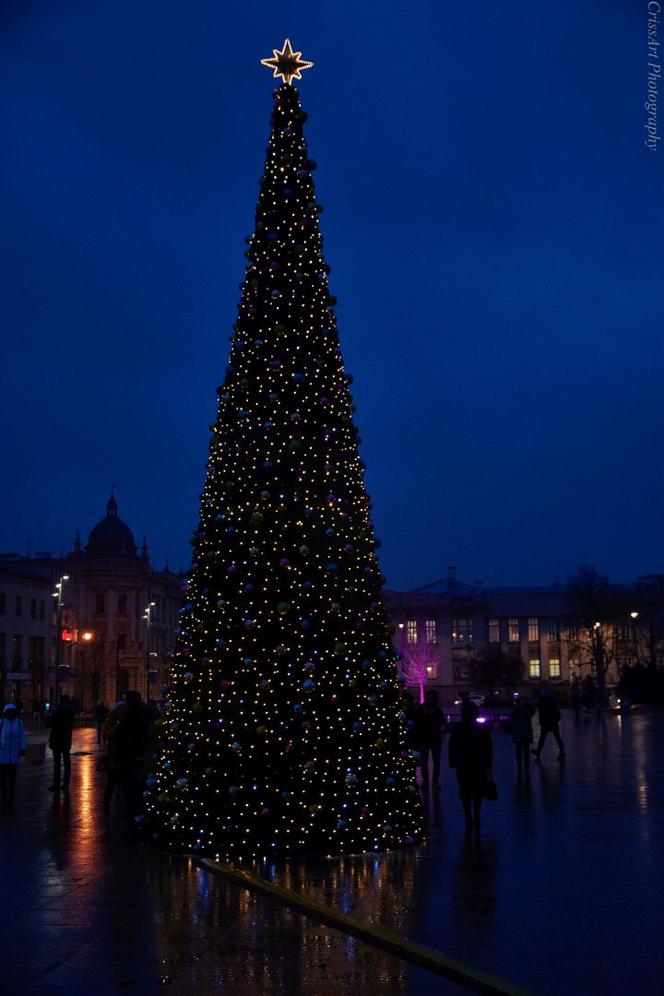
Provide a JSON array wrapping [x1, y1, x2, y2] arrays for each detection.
[[1, 0, 662, 589]]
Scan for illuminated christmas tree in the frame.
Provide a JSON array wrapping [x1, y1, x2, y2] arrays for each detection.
[[146, 41, 424, 860]]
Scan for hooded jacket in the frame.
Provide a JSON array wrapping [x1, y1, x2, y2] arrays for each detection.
[[0, 708, 27, 764]]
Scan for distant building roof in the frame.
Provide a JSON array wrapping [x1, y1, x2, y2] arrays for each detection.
[[86, 493, 137, 559]]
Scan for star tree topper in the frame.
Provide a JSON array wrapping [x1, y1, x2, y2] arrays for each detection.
[[261, 38, 314, 85]]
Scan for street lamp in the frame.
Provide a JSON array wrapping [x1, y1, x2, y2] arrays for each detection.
[[79, 631, 93, 712], [143, 601, 156, 699], [52, 574, 70, 703]]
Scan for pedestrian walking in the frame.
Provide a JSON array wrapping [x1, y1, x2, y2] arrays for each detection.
[[449, 701, 493, 838], [532, 687, 566, 760], [94, 701, 110, 745], [0, 703, 27, 803], [116, 690, 150, 833], [46, 694, 75, 795], [418, 689, 445, 791], [511, 694, 535, 781]]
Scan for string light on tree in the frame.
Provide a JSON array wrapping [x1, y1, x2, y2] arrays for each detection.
[[145, 41, 424, 861]]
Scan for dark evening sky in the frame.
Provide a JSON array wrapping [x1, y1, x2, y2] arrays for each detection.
[[1, 0, 662, 590]]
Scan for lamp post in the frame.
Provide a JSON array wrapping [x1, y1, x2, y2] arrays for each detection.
[[143, 601, 156, 700], [52, 574, 70, 704]]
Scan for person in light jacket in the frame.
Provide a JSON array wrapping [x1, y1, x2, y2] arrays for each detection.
[[0, 702, 27, 803]]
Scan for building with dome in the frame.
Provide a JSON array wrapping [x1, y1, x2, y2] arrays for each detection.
[[0, 493, 184, 709]]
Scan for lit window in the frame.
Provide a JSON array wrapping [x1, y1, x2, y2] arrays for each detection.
[[508, 618, 520, 642], [529, 658, 541, 679], [547, 618, 560, 641], [406, 620, 418, 645], [426, 662, 439, 678], [452, 618, 473, 644], [488, 618, 500, 643], [549, 658, 561, 678], [425, 619, 437, 643], [528, 618, 539, 642]]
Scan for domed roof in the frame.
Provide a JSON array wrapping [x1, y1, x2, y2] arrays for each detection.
[[87, 493, 138, 559]]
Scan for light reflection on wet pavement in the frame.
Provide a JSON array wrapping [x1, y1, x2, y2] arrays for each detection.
[[1, 712, 662, 994]]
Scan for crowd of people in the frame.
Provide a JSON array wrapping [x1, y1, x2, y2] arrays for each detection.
[[401, 686, 567, 837], [0, 690, 160, 836], [1, 685, 568, 839]]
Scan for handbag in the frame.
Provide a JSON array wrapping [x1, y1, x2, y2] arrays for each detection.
[[483, 775, 498, 802]]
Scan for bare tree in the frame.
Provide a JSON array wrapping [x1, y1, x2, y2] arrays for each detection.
[[566, 564, 617, 705], [633, 575, 664, 670], [399, 644, 435, 703]]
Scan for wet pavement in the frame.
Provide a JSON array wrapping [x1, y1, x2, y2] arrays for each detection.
[[1, 711, 663, 995]]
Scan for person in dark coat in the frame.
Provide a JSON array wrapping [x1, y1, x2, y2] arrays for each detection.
[[115, 690, 150, 831], [418, 689, 445, 791], [449, 701, 493, 837], [47, 694, 75, 795], [532, 687, 566, 760], [511, 694, 535, 781]]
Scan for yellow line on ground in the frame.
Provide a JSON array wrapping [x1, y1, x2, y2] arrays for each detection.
[[199, 858, 535, 996]]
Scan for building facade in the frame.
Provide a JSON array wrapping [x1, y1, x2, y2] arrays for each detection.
[[0, 562, 54, 709], [0, 494, 184, 710], [386, 567, 655, 703]]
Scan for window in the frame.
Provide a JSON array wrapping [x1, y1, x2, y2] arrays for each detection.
[[508, 618, 520, 643], [452, 618, 473, 644], [117, 593, 128, 615], [547, 618, 560, 641], [549, 658, 561, 678], [406, 620, 418, 645], [28, 635, 45, 663], [488, 618, 500, 643], [528, 658, 541, 679], [30, 598, 37, 619], [15, 596, 22, 618], [95, 594, 105, 615], [425, 619, 437, 643], [117, 632, 127, 651], [567, 622, 579, 641], [39, 600, 45, 621], [528, 618, 539, 642], [0, 592, 5, 615], [426, 662, 439, 679], [12, 634, 22, 667]]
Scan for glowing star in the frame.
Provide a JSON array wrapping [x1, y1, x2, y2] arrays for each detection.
[[261, 39, 313, 85]]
